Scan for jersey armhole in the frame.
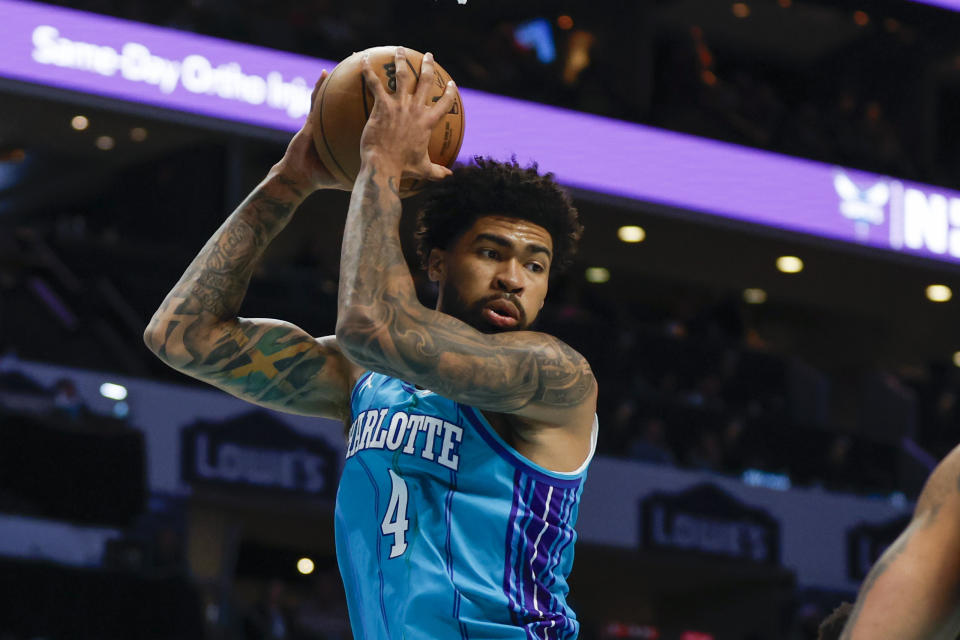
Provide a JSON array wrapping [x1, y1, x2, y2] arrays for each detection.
[[348, 371, 374, 423], [460, 406, 598, 488]]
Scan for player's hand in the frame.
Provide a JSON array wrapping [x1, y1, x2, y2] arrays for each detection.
[[358, 47, 457, 181], [272, 70, 351, 194]]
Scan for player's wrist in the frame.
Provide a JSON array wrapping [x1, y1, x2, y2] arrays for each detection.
[[268, 162, 324, 197], [358, 152, 403, 180], [264, 166, 316, 202]]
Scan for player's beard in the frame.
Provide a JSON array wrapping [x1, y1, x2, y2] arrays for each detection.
[[439, 280, 528, 334]]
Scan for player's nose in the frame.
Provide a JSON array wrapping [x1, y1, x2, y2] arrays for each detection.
[[495, 259, 524, 294]]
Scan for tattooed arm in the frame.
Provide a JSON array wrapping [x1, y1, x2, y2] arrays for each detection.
[[838, 444, 960, 640], [144, 72, 360, 420], [335, 49, 596, 425]]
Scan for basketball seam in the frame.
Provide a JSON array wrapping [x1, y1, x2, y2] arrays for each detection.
[[319, 64, 353, 185]]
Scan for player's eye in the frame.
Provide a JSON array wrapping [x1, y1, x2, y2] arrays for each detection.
[[479, 248, 500, 260], [526, 262, 545, 273]]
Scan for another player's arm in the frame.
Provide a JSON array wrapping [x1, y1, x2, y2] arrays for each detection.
[[144, 72, 357, 420], [840, 445, 960, 640], [334, 50, 596, 423]]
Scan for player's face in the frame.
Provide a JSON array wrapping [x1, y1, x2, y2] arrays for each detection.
[[429, 215, 552, 334]]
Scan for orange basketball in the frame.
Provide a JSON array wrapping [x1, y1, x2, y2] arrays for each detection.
[[310, 46, 465, 198]]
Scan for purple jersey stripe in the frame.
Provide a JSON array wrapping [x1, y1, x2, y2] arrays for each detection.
[[543, 488, 577, 592], [528, 483, 561, 617], [536, 488, 574, 618], [515, 477, 542, 620], [541, 489, 578, 639], [518, 480, 548, 617], [516, 481, 582, 640], [502, 469, 525, 625]]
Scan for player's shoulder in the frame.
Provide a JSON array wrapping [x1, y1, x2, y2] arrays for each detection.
[[915, 444, 960, 518], [511, 329, 595, 368], [509, 329, 599, 424]]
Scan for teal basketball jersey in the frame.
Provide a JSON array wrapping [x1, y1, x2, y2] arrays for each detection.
[[334, 371, 597, 640]]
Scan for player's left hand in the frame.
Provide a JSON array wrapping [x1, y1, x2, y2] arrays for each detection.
[[358, 47, 457, 181], [272, 70, 352, 194]]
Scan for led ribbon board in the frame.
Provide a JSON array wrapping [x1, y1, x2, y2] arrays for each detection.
[[3, 0, 960, 266], [912, 0, 960, 10]]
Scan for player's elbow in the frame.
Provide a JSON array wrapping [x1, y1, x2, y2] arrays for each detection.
[[335, 307, 383, 364], [143, 316, 165, 357], [142, 312, 207, 370]]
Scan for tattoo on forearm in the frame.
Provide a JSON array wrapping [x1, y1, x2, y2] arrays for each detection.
[[146, 177, 343, 415], [337, 167, 596, 413]]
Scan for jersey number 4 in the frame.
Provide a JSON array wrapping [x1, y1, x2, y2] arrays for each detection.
[[382, 469, 409, 559]]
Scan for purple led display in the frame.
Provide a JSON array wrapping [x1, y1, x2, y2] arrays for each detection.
[[912, 0, 960, 10], [3, 0, 960, 266], [0, 0, 329, 130]]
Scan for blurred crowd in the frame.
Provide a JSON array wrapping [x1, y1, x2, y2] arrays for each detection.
[[532, 284, 937, 497]]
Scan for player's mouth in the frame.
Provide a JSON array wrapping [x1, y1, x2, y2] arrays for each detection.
[[483, 299, 520, 328]]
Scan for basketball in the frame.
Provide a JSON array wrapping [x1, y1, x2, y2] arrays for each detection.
[[310, 46, 465, 197]]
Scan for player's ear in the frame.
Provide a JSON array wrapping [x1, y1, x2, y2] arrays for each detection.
[[427, 248, 446, 282]]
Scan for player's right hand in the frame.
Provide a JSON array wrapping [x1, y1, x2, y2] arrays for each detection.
[[272, 70, 352, 194]]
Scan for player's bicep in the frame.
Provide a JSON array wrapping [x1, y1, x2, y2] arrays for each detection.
[[187, 319, 355, 420], [435, 333, 597, 421], [845, 505, 960, 640], [342, 301, 596, 420]]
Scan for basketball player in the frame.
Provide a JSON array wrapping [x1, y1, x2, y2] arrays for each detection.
[[144, 47, 598, 640], [818, 443, 960, 640]]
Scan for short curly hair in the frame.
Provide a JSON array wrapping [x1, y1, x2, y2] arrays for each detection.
[[414, 156, 583, 273]]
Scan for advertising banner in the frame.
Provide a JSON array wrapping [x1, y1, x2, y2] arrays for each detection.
[[5, 0, 960, 267], [640, 483, 780, 565]]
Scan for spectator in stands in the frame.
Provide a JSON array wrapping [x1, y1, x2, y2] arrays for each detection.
[[150, 524, 187, 578], [686, 429, 723, 472], [52, 378, 85, 422], [721, 416, 747, 473], [627, 417, 675, 466], [819, 435, 854, 493], [243, 579, 298, 640], [295, 566, 352, 640]]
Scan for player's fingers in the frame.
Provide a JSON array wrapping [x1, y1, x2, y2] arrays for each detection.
[[361, 55, 389, 104], [415, 52, 436, 103], [394, 46, 415, 95], [425, 162, 453, 181], [428, 80, 457, 124]]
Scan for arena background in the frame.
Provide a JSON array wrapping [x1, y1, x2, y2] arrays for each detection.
[[2, 0, 960, 638]]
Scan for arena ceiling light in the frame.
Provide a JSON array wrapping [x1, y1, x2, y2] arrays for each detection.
[[585, 267, 610, 283], [926, 284, 952, 302], [99, 382, 127, 400], [952, 351, 960, 368], [732, 2, 751, 18], [297, 557, 315, 575], [617, 225, 645, 243], [95, 135, 115, 151], [70, 115, 88, 131], [776, 256, 804, 274], [743, 288, 767, 304], [130, 127, 148, 142]]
